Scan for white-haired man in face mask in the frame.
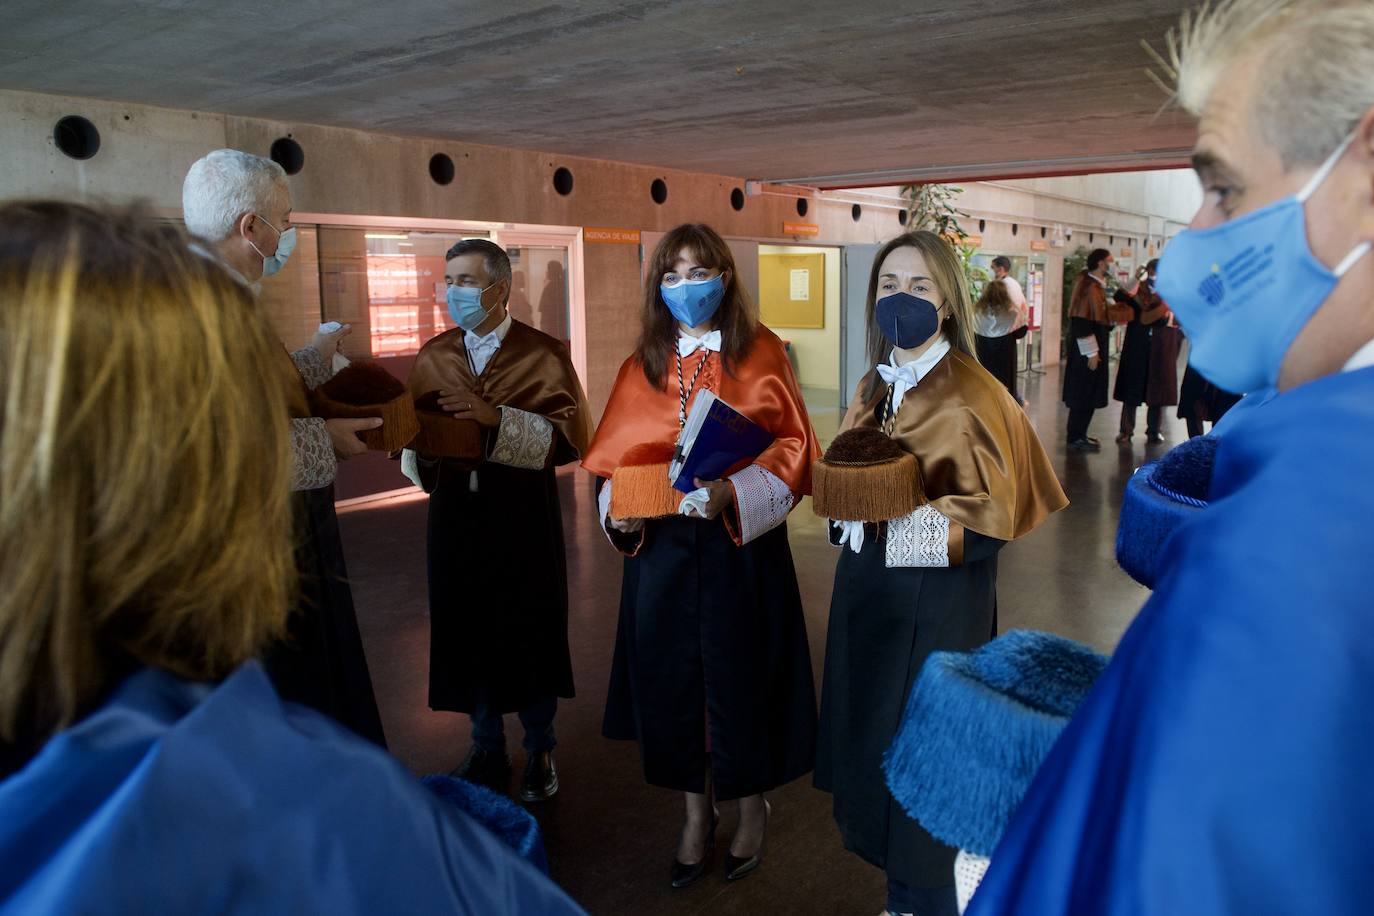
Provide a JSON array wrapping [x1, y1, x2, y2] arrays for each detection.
[[963, 1, 1374, 913], [182, 149, 386, 747]]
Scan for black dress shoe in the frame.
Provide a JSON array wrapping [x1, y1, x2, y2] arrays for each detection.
[[1086, 436, 1102, 446], [671, 810, 719, 889], [1147, 432, 1165, 444], [723, 800, 770, 881], [519, 751, 559, 802], [1067, 437, 1101, 452], [450, 746, 511, 795]]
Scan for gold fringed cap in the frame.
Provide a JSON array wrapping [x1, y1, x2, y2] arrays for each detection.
[[609, 442, 684, 519], [812, 428, 923, 522], [314, 360, 420, 453]]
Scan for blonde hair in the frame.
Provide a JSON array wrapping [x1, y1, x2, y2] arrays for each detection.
[[0, 202, 298, 754], [1162, 0, 1374, 167]]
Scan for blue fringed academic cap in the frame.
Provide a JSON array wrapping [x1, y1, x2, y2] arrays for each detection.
[[1115, 435, 1217, 588], [422, 775, 550, 874], [882, 630, 1107, 857]]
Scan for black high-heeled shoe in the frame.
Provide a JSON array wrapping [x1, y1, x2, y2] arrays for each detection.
[[670, 809, 720, 889], [723, 799, 770, 881]]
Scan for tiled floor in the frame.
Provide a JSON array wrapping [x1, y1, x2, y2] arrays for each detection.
[[337, 361, 1181, 915]]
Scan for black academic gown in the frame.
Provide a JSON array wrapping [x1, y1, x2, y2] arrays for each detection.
[[1112, 299, 1151, 406], [425, 458, 574, 714], [263, 485, 387, 747], [974, 326, 1027, 399], [1063, 316, 1111, 411], [602, 513, 818, 802]]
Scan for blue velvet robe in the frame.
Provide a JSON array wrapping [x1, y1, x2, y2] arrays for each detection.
[[0, 663, 585, 915], [968, 364, 1374, 914]]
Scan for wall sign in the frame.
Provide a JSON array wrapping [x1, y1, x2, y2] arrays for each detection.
[[782, 221, 820, 238], [585, 227, 641, 244]]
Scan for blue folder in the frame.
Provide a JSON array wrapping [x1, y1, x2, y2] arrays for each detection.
[[669, 390, 774, 494]]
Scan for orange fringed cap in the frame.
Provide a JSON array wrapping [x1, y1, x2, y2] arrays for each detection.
[[583, 326, 820, 520]]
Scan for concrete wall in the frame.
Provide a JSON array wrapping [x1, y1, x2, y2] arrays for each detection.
[[2, 88, 1204, 403]]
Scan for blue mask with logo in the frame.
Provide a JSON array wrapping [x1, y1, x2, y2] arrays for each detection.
[[1157, 132, 1371, 393], [875, 292, 942, 349], [661, 274, 726, 328], [446, 282, 499, 331], [261, 226, 296, 278]]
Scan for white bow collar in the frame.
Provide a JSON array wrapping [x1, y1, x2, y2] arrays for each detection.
[[678, 329, 723, 357], [878, 335, 951, 406]]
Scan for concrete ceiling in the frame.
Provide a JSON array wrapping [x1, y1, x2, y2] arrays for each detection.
[[1, 0, 1198, 187]]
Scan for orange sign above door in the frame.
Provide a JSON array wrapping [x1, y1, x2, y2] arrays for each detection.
[[1030, 240, 1049, 252], [782, 221, 820, 238], [585, 227, 641, 244]]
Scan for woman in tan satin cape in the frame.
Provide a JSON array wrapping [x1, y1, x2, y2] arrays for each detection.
[[582, 224, 820, 887], [812, 231, 1067, 916]]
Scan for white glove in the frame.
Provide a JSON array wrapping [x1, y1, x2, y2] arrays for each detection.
[[833, 519, 865, 554], [400, 448, 421, 488], [678, 486, 712, 518]]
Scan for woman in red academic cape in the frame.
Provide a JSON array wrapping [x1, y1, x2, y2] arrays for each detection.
[[582, 224, 820, 888]]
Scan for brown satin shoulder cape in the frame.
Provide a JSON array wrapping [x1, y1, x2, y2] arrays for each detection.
[[1069, 273, 1110, 325], [840, 347, 1067, 541], [408, 319, 591, 465], [582, 325, 819, 495]]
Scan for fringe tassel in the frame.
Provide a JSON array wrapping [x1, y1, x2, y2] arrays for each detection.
[[610, 463, 683, 518], [412, 411, 482, 459], [315, 392, 421, 453], [810, 453, 921, 522]]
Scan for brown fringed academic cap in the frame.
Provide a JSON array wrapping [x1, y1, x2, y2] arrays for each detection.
[[811, 428, 922, 523], [314, 360, 420, 453], [409, 391, 484, 461]]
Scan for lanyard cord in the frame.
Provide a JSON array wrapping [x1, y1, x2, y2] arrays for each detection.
[[676, 350, 710, 429], [881, 383, 899, 436]]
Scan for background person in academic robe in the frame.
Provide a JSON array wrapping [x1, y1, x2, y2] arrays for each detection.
[[401, 239, 590, 802], [814, 231, 1066, 916], [581, 223, 820, 889], [181, 149, 387, 747], [0, 201, 586, 914], [1177, 361, 1243, 437], [1141, 260, 1183, 443], [1112, 260, 1173, 444], [967, 1, 1374, 911], [1062, 248, 1116, 452], [972, 278, 1028, 401]]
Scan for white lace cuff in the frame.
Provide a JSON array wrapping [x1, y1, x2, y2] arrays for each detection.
[[290, 417, 337, 491], [290, 346, 333, 389], [885, 504, 951, 568], [955, 850, 991, 914], [489, 406, 553, 470], [1075, 336, 1099, 359], [728, 464, 794, 545]]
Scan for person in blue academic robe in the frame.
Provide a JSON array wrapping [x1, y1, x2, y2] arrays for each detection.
[[966, 2, 1374, 911], [0, 662, 586, 915]]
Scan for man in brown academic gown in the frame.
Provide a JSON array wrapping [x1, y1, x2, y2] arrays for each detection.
[[401, 239, 590, 801], [1062, 248, 1116, 451]]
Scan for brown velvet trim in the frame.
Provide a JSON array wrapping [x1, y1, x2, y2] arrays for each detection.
[[821, 427, 907, 466], [810, 452, 921, 523], [949, 522, 965, 567], [610, 463, 684, 519], [312, 390, 419, 453]]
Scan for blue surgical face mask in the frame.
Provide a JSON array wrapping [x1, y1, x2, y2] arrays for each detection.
[[1157, 132, 1372, 392], [661, 274, 725, 328], [447, 281, 500, 332], [246, 214, 288, 274], [876, 292, 942, 349], [261, 226, 296, 277]]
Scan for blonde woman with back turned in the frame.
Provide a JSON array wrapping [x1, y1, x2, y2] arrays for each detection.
[[0, 202, 584, 915]]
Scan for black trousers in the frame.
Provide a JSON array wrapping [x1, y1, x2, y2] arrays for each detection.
[[1067, 406, 1095, 442]]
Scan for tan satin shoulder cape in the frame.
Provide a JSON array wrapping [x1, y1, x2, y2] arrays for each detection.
[[408, 319, 591, 465], [582, 325, 819, 496], [841, 347, 1067, 541]]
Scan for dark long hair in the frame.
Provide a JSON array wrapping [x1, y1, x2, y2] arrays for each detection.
[[861, 231, 977, 404], [634, 224, 756, 388]]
